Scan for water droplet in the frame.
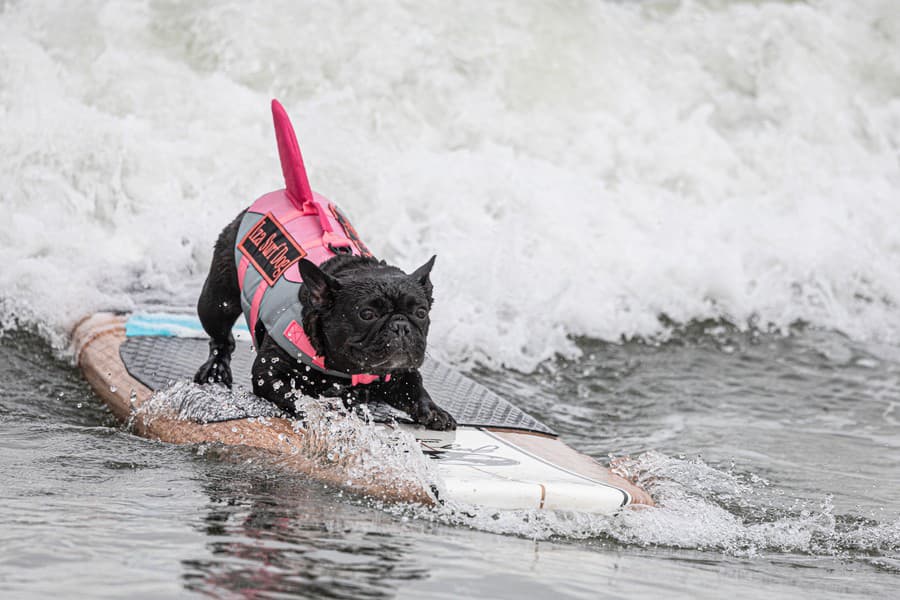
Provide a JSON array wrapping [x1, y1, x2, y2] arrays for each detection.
[[231, 427, 238, 433], [109, 385, 118, 393], [76, 403, 83, 409]]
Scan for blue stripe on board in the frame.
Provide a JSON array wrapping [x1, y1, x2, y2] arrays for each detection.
[[126, 313, 250, 339]]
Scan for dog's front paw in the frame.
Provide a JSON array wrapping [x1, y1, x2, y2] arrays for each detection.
[[413, 397, 457, 431], [193, 357, 233, 388]]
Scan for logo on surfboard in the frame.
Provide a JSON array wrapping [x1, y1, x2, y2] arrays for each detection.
[[419, 441, 520, 468]]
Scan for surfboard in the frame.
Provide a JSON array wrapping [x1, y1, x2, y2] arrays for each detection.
[[73, 311, 652, 514]]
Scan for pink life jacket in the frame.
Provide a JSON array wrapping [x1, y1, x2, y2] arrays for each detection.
[[233, 100, 384, 386]]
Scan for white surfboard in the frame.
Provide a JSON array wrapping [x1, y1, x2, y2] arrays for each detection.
[[73, 311, 652, 514]]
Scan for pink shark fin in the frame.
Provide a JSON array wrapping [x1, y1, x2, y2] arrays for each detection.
[[271, 99, 314, 210]]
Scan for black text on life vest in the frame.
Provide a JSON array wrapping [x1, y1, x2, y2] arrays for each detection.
[[238, 213, 307, 285]]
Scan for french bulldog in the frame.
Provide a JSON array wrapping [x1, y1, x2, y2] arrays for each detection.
[[192, 208, 457, 432]]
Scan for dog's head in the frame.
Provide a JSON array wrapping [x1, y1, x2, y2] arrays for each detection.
[[298, 255, 436, 374]]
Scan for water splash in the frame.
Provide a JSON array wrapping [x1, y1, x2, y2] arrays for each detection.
[[129, 381, 900, 559], [384, 451, 900, 561], [280, 394, 441, 497], [137, 381, 442, 503], [138, 380, 282, 424]]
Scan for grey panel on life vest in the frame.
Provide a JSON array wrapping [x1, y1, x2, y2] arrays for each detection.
[[119, 336, 556, 436], [234, 209, 351, 379]]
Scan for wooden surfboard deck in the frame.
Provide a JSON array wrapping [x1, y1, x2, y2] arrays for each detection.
[[73, 312, 653, 513]]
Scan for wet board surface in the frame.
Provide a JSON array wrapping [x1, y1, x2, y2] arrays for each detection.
[[118, 331, 556, 435], [74, 312, 652, 514]]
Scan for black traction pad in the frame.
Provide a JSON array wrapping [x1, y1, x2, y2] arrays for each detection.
[[119, 336, 556, 436]]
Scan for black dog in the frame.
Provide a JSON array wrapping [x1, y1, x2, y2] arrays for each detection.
[[192, 102, 456, 431]]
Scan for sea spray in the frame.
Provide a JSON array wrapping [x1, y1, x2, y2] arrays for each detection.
[[384, 451, 900, 560], [138, 381, 443, 503], [1, 1, 898, 371]]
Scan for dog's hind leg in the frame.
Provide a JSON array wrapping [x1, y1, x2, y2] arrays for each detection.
[[193, 211, 245, 387]]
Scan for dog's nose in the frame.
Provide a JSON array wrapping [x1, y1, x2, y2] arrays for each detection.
[[390, 319, 411, 336]]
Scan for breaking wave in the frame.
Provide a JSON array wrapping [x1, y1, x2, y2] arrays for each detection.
[[1, 0, 899, 371]]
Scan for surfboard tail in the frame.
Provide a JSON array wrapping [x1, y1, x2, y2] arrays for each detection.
[[271, 99, 314, 210]]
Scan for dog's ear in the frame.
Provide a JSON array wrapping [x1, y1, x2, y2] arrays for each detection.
[[299, 259, 341, 308], [409, 255, 436, 303]]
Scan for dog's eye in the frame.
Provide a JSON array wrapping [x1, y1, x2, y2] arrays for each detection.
[[359, 308, 376, 321], [415, 307, 428, 320]]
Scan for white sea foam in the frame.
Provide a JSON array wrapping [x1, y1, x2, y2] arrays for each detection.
[[390, 451, 900, 558], [1, 1, 898, 370], [129, 381, 900, 556]]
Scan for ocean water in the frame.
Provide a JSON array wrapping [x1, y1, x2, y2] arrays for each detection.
[[1, 1, 899, 598]]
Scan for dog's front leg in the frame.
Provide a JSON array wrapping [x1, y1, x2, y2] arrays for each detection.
[[382, 371, 457, 431], [194, 298, 239, 387], [194, 213, 245, 388]]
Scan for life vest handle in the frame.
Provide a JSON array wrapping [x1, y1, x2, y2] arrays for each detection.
[[322, 231, 353, 254]]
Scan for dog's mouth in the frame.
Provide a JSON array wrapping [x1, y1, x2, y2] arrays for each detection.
[[365, 346, 423, 371], [370, 352, 422, 371], [350, 336, 424, 372]]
